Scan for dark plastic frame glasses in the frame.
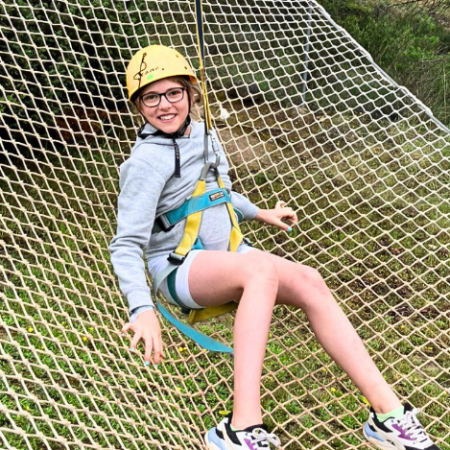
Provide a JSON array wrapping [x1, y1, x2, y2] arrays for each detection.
[[139, 87, 186, 108]]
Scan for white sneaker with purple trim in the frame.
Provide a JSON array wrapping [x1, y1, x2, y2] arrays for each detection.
[[205, 414, 280, 449], [363, 403, 440, 450]]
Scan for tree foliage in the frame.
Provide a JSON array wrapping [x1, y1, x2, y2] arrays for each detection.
[[318, 0, 450, 124]]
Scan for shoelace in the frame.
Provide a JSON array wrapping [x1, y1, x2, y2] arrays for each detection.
[[395, 408, 430, 442], [250, 428, 281, 447]]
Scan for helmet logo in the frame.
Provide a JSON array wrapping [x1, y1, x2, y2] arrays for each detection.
[[133, 52, 147, 91], [132, 52, 162, 94]]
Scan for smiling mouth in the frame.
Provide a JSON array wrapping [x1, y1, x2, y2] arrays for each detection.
[[159, 114, 176, 121]]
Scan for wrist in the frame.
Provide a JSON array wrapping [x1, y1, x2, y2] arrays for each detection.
[[255, 209, 269, 222], [130, 305, 155, 323]]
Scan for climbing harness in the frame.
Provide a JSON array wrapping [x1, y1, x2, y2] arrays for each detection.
[[152, 160, 245, 354], [150, 0, 246, 354]]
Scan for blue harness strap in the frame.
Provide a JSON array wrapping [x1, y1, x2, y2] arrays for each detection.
[[152, 164, 242, 354], [157, 188, 230, 231], [155, 300, 234, 354], [166, 237, 204, 312]]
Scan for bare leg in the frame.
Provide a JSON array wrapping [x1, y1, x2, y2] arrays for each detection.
[[188, 249, 401, 431], [257, 249, 402, 414], [188, 250, 278, 429]]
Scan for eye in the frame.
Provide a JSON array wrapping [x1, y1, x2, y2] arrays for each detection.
[[143, 93, 159, 102], [167, 88, 183, 98]]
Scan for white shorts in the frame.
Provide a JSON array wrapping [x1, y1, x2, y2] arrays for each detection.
[[148, 244, 255, 309]]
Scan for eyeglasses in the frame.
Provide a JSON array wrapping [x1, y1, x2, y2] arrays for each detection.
[[139, 87, 186, 108]]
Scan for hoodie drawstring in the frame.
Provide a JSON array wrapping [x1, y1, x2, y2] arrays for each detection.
[[172, 138, 181, 178], [138, 115, 191, 178]]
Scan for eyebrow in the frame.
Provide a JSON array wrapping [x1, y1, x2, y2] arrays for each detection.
[[142, 87, 182, 95]]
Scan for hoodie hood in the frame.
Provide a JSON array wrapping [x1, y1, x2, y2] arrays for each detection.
[[136, 116, 192, 178]]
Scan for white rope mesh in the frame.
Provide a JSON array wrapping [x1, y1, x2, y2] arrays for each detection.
[[1, 1, 449, 449]]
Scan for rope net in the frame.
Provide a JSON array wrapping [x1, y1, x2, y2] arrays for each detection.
[[1, 0, 449, 449]]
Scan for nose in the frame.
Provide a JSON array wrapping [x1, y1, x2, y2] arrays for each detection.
[[159, 93, 171, 108]]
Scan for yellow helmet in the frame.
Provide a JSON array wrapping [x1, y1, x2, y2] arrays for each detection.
[[126, 45, 198, 102]]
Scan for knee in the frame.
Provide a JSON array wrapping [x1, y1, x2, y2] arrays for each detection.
[[296, 266, 333, 306], [242, 253, 279, 294], [300, 266, 326, 290]]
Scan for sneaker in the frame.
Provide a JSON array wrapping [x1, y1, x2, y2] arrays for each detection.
[[205, 414, 281, 449], [363, 403, 440, 450], [205, 415, 229, 449]]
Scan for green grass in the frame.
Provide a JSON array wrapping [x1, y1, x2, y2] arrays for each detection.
[[1, 0, 450, 446], [1, 110, 450, 449]]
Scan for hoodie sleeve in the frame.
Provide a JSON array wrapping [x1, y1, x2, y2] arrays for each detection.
[[230, 191, 259, 221], [109, 157, 166, 313]]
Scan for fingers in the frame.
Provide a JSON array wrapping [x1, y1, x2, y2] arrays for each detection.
[[121, 322, 132, 334], [286, 209, 298, 225], [275, 201, 298, 227], [275, 201, 294, 216], [150, 337, 165, 365], [276, 220, 292, 232], [120, 309, 165, 367], [143, 337, 153, 365], [142, 334, 165, 365], [129, 329, 143, 351], [121, 326, 164, 366]]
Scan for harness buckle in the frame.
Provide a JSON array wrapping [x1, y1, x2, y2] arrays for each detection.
[[168, 252, 187, 266], [157, 214, 174, 232]]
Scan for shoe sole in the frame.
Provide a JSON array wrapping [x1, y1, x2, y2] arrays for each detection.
[[204, 431, 228, 450], [363, 423, 400, 450]]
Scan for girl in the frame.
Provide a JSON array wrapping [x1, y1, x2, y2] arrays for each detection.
[[110, 45, 440, 450]]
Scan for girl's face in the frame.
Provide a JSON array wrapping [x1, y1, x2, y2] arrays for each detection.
[[137, 78, 190, 135]]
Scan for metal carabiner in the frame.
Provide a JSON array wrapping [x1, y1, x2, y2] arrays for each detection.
[[208, 132, 221, 169]]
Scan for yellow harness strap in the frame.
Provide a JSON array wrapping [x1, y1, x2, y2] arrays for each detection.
[[169, 167, 244, 324], [172, 178, 207, 258], [167, 0, 244, 325]]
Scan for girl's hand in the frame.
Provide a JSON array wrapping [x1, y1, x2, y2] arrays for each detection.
[[255, 201, 298, 231], [121, 309, 165, 365]]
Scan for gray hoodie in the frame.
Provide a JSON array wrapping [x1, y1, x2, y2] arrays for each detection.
[[109, 120, 259, 313]]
